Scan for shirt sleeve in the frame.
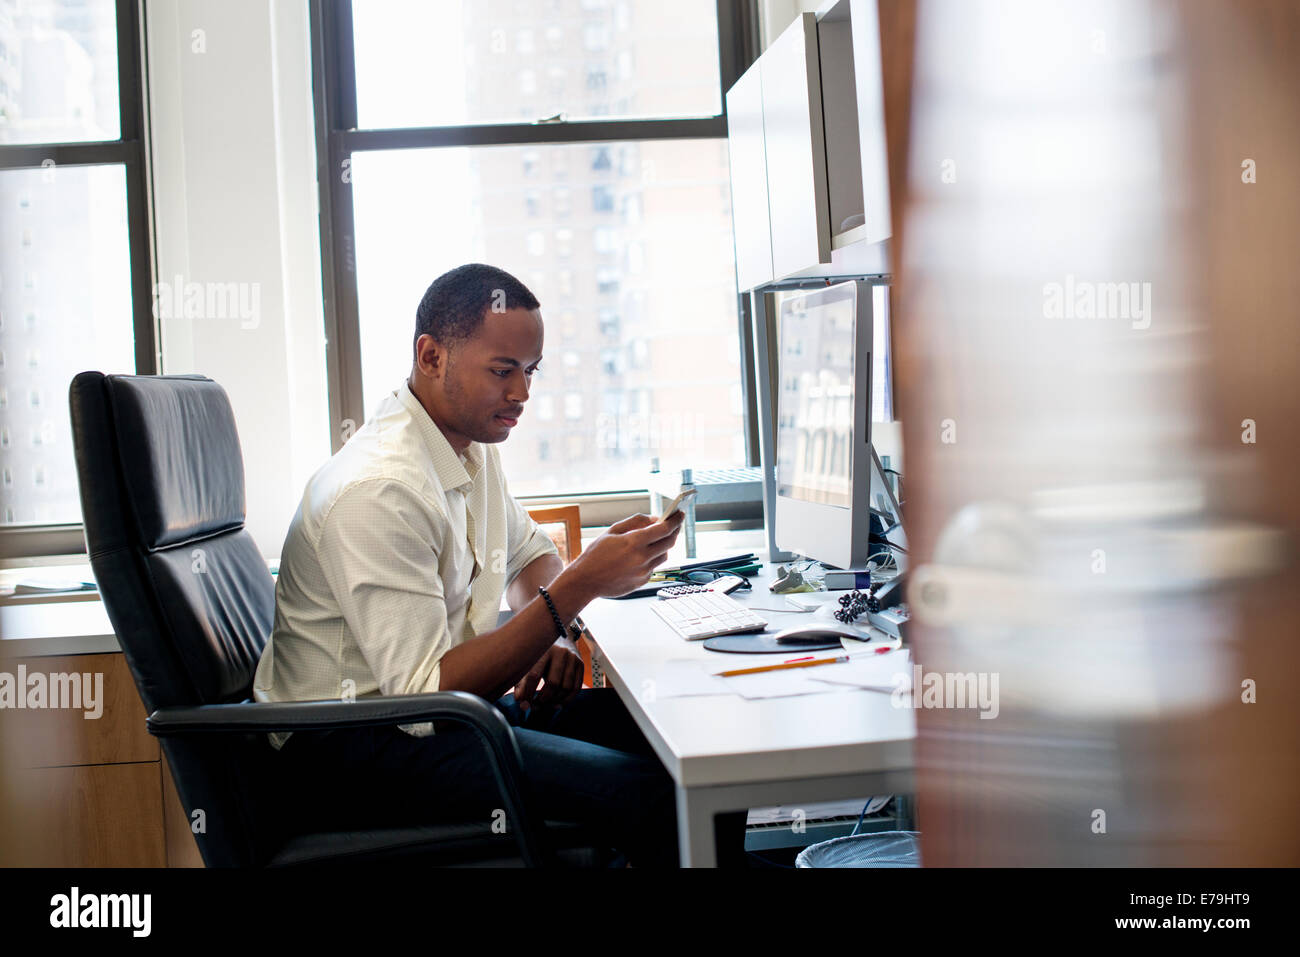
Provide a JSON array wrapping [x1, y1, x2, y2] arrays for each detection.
[[503, 487, 561, 585], [315, 477, 451, 696]]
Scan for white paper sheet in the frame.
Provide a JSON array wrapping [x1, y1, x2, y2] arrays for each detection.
[[807, 648, 913, 691], [647, 660, 733, 698], [646, 650, 909, 700], [649, 658, 864, 700], [723, 667, 848, 699]]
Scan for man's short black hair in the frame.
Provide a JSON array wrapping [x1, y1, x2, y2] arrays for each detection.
[[414, 263, 540, 353]]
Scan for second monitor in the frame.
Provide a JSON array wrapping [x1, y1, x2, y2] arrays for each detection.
[[773, 278, 897, 570]]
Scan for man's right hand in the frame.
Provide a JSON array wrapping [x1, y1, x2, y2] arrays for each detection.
[[440, 511, 684, 702], [566, 511, 685, 598]]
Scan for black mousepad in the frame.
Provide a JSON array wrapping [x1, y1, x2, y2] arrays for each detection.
[[702, 633, 845, 654]]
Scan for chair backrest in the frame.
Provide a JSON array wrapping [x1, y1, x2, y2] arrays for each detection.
[[69, 371, 280, 864], [69, 371, 274, 709]]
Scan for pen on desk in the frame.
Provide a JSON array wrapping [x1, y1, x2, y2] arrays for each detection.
[[714, 655, 849, 677]]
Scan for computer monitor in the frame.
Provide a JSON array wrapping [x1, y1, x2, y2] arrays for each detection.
[[773, 279, 900, 570]]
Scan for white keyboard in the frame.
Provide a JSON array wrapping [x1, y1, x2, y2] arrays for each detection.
[[651, 590, 767, 640]]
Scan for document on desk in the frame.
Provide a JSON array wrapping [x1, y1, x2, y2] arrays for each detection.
[[651, 660, 732, 698], [649, 660, 860, 699], [806, 648, 913, 691], [723, 668, 862, 699]]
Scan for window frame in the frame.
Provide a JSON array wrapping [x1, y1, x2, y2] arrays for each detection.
[[309, 0, 763, 506], [0, 0, 157, 559]]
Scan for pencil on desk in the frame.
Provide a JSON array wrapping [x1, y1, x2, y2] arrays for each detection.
[[714, 655, 849, 677]]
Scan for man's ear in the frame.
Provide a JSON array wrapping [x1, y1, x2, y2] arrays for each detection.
[[414, 334, 446, 380]]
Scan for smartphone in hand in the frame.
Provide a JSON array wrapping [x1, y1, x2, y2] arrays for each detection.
[[660, 487, 698, 520]]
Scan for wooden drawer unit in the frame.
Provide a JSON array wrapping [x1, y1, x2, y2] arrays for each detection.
[[3, 652, 156, 769], [0, 650, 202, 867], [3, 762, 166, 867]]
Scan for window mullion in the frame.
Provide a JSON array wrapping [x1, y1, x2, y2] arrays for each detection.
[[342, 116, 727, 153]]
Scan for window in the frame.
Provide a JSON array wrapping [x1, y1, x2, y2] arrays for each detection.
[[583, 22, 611, 53], [622, 192, 642, 225], [0, 0, 152, 553], [617, 144, 637, 177], [591, 184, 615, 213], [595, 266, 620, 296], [626, 240, 645, 273], [629, 338, 649, 369], [318, 1, 754, 497], [600, 348, 624, 377], [351, 0, 722, 128]]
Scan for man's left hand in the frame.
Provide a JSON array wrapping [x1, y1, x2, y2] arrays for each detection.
[[513, 636, 584, 712]]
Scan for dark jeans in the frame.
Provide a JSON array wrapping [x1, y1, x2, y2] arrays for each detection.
[[271, 688, 745, 867]]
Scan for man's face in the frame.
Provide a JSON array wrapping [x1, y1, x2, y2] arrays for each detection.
[[422, 306, 544, 448]]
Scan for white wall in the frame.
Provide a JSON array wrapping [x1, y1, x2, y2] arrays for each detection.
[[145, 0, 329, 558]]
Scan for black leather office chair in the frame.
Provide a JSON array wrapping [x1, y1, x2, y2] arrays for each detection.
[[69, 371, 603, 867]]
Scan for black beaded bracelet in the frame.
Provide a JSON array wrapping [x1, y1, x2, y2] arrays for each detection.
[[538, 586, 568, 640]]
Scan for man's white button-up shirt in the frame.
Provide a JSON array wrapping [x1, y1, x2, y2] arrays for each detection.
[[253, 381, 557, 746]]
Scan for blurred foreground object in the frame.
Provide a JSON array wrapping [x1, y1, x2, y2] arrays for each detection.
[[895, 0, 1299, 865]]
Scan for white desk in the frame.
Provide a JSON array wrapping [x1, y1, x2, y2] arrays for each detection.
[[579, 568, 916, 866], [0, 598, 119, 657]]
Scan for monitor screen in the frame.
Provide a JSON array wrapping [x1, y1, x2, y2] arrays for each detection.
[[776, 282, 858, 509]]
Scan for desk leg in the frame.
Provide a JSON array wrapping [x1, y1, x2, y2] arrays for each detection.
[[675, 785, 719, 868]]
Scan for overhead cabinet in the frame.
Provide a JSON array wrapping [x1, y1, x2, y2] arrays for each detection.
[[725, 64, 776, 292], [761, 12, 834, 282], [727, 2, 890, 289]]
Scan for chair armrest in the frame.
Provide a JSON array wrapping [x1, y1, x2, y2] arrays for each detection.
[[146, 691, 502, 736], [148, 692, 552, 867]]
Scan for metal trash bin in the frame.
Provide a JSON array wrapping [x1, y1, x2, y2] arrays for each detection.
[[795, 831, 921, 868]]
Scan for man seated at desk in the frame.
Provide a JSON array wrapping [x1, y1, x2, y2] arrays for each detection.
[[253, 263, 742, 866]]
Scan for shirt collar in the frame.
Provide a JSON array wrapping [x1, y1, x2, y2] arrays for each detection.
[[398, 382, 481, 492]]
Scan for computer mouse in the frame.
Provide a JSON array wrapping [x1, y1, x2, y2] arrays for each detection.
[[771, 624, 871, 645]]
